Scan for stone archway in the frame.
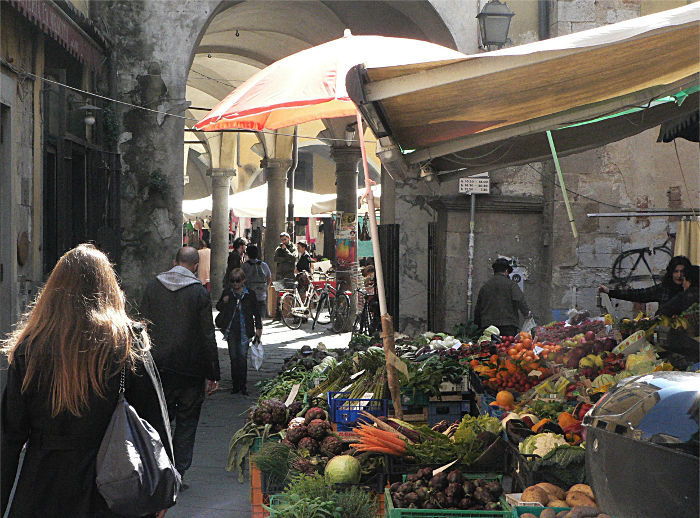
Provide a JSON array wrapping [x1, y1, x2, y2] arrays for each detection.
[[95, 0, 467, 306]]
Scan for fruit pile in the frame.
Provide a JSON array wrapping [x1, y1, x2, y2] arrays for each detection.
[[283, 407, 346, 458], [388, 468, 504, 510], [533, 319, 605, 344]]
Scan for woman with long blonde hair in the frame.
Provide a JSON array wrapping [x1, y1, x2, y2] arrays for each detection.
[[1, 244, 173, 517]]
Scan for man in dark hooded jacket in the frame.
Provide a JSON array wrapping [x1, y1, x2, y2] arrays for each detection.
[[141, 246, 220, 488]]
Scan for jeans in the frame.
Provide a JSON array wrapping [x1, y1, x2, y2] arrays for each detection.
[[160, 372, 206, 476], [257, 299, 267, 319], [227, 336, 249, 391]]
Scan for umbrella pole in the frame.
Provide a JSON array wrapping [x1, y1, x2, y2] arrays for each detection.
[[355, 110, 403, 419]]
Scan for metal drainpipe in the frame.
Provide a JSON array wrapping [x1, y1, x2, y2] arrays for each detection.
[[287, 127, 298, 240], [538, 0, 550, 40]]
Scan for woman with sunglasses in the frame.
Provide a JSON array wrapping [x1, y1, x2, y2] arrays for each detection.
[[216, 268, 262, 395]]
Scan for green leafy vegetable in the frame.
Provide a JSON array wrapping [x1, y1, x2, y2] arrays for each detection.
[[531, 444, 586, 487], [453, 415, 501, 444]]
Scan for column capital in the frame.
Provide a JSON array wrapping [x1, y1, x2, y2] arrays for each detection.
[[207, 167, 237, 177], [260, 158, 291, 171]]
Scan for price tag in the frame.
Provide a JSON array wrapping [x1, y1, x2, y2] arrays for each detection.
[[350, 369, 366, 380], [386, 350, 410, 378], [533, 345, 544, 356], [284, 384, 300, 407], [432, 459, 459, 476]]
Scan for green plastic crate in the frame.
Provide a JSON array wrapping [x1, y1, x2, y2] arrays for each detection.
[[385, 474, 513, 518], [251, 435, 281, 453], [511, 506, 569, 516]]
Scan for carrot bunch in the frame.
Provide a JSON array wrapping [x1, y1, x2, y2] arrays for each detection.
[[349, 424, 407, 456]]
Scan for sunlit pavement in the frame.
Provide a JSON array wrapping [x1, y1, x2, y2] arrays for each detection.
[[164, 313, 351, 518]]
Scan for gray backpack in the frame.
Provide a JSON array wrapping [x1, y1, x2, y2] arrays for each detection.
[[246, 260, 268, 297]]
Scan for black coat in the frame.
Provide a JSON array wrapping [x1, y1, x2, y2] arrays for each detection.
[[216, 288, 262, 342], [141, 278, 220, 381], [609, 281, 682, 309], [1, 341, 173, 518]]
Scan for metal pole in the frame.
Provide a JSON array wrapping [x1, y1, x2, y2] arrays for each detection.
[[546, 130, 578, 239], [467, 193, 476, 320], [287, 127, 298, 240]]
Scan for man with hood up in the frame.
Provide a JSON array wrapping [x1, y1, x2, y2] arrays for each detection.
[[141, 246, 220, 489]]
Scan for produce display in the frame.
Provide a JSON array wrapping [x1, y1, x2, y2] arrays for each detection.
[[388, 469, 505, 511], [240, 308, 696, 518]]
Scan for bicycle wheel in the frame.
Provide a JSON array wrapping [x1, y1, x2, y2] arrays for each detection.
[[312, 294, 332, 329], [332, 292, 351, 333], [280, 292, 303, 330]]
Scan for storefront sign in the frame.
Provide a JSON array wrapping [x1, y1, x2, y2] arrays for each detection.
[[9, 0, 104, 70]]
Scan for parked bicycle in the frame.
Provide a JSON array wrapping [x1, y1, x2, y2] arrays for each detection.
[[311, 272, 352, 333], [276, 274, 318, 330], [610, 237, 673, 288], [352, 287, 381, 336]]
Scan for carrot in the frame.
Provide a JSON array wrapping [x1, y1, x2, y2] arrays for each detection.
[[358, 435, 404, 452], [359, 411, 415, 444], [357, 428, 406, 448]]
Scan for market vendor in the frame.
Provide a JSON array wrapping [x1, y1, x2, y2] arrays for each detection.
[[474, 258, 531, 337], [657, 264, 699, 317], [598, 255, 692, 313]]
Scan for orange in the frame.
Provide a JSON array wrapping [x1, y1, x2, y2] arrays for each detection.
[[496, 390, 515, 407]]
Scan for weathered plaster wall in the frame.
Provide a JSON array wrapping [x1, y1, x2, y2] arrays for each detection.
[[547, 0, 700, 318], [94, 0, 218, 305], [1, 7, 40, 323]]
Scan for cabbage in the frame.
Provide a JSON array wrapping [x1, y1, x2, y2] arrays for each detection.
[[519, 433, 568, 457]]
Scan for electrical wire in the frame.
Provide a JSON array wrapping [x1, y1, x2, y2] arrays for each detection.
[[524, 163, 625, 209], [0, 57, 375, 143]]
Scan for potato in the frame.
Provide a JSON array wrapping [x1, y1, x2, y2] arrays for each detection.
[[564, 505, 600, 518], [566, 491, 597, 508], [520, 514, 538, 518], [540, 509, 557, 518], [596, 515, 612, 518], [522, 485, 550, 505], [556, 512, 568, 518], [536, 482, 567, 501], [568, 484, 595, 501], [549, 499, 569, 507]]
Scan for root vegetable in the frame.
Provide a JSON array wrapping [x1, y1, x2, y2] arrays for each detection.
[[565, 491, 597, 508], [540, 509, 557, 518], [568, 484, 595, 500], [564, 507, 600, 518], [549, 499, 569, 507], [536, 482, 566, 501], [522, 486, 549, 506]]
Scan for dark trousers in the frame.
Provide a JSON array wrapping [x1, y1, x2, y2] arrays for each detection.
[[227, 336, 249, 391], [257, 299, 267, 319], [160, 372, 206, 476], [499, 325, 520, 338]]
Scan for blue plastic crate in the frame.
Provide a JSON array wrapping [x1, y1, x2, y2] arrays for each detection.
[[327, 391, 388, 431], [427, 399, 472, 426]]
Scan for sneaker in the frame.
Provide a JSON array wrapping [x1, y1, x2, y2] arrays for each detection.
[[181, 482, 190, 491]]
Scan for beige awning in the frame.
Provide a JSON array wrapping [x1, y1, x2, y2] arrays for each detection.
[[347, 3, 700, 176]]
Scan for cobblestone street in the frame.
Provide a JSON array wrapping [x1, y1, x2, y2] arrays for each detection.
[[165, 314, 350, 518]]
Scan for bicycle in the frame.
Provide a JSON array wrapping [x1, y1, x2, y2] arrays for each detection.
[[276, 274, 318, 330], [610, 238, 673, 288], [311, 273, 352, 333], [352, 287, 381, 336]]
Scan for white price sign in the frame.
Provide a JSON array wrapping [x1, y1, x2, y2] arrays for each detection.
[[459, 176, 490, 194]]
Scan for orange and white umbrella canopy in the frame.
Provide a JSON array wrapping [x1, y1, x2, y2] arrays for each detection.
[[195, 29, 465, 132]]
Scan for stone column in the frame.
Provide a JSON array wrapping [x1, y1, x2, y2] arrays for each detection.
[[263, 158, 291, 280], [380, 165, 396, 224], [210, 169, 235, 302], [331, 146, 361, 325]]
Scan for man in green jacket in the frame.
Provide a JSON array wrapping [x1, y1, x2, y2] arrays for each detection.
[[274, 232, 297, 280], [474, 258, 531, 337]]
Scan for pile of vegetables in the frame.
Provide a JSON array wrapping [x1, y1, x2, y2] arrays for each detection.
[[388, 468, 505, 510], [266, 473, 377, 518], [519, 482, 610, 518], [307, 347, 392, 400]]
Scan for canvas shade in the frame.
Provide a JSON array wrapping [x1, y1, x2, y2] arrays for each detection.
[[346, 3, 700, 175], [194, 30, 465, 132], [311, 185, 381, 215], [182, 184, 328, 218]]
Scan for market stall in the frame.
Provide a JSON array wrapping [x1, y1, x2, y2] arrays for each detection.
[[228, 297, 698, 518]]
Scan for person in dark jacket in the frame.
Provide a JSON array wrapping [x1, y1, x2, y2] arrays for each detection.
[[598, 255, 692, 312], [274, 232, 297, 281], [658, 264, 699, 317], [474, 258, 531, 337], [223, 236, 247, 288], [2, 244, 173, 518], [216, 268, 263, 395], [141, 246, 220, 487]]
